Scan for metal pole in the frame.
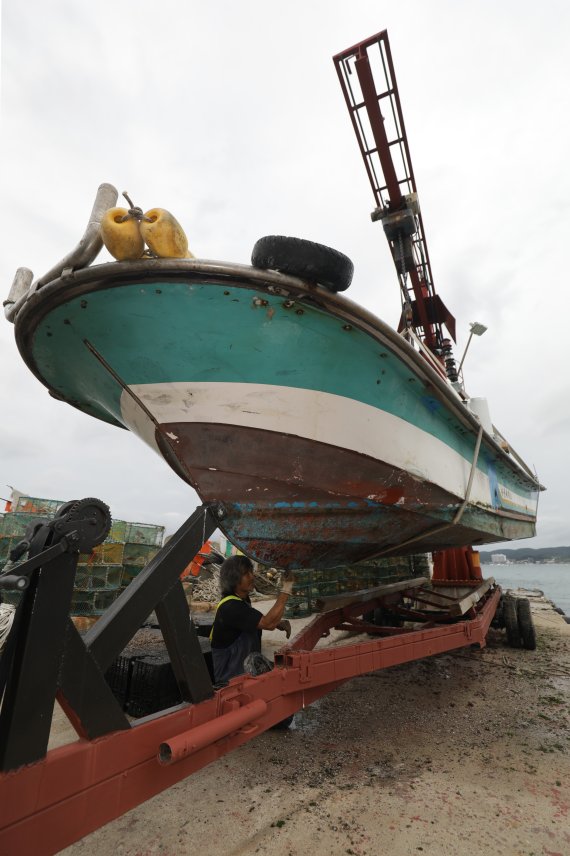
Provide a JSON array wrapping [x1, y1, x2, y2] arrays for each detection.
[[457, 330, 474, 374]]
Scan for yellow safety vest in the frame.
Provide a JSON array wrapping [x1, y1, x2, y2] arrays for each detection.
[[209, 595, 242, 641]]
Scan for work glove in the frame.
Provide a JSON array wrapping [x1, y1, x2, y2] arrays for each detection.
[[280, 570, 296, 596], [277, 619, 292, 639]]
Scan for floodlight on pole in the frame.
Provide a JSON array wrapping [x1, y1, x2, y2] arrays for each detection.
[[457, 321, 488, 375]]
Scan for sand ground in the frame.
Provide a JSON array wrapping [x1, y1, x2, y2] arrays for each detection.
[[51, 600, 570, 856]]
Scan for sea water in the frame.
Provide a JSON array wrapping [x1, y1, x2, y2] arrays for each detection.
[[486, 562, 570, 616]]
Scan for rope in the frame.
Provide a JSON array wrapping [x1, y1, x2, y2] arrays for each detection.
[[371, 423, 485, 557], [452, 424, 484, 525], [119, 190, 151, 222], [0, 603, 16, 652]]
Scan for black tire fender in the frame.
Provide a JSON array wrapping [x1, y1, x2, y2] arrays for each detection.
[[503, 595, 521, 648], [251, 235, 354, 293], [517, 597, 537, 650]]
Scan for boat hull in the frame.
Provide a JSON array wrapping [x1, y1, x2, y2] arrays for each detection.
[[14, 260, 540, 569]]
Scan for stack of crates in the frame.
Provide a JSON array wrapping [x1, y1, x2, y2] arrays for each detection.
[[283, 553, 430, 618], [0, 495, 165, 618], [0, 497, 64, 556], [0, 497, 65, 605], [0, 512, 39, 568], [120, 522, 164, 587], [73, 535, 126, 617], [283, 570, 339, 618], [72, 520, 164, 616], [12, 496, 64, 516]]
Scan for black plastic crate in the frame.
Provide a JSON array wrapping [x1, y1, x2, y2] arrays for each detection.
[[104, 655, 133, 709], [105, 642, 214, 716], [125, 655, 182, 718]]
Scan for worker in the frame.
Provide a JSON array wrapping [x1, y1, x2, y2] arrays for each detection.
[[210, 555, 294, 684]]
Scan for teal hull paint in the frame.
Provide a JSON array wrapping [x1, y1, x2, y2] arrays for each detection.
[[34, 281, 460, 437], [30, 280, 536, 511]]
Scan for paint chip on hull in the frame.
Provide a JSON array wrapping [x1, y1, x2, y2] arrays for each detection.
[[166, 431, 179, 440]]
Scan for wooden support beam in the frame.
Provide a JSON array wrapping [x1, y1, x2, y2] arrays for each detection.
[[314, 576, 429, 613], [430, 578, 496, 618]]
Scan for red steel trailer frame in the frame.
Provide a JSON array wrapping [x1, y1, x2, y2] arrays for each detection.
[[0, 497, 500, 854]]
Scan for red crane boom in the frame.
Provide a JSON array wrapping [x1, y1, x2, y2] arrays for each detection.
[[333, 30, 457, 375]]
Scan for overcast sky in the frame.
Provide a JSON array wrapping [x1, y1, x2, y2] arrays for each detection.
[[1, 1, 568, 550]]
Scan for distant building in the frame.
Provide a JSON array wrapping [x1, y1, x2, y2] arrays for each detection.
[[491, 553, 508, 564]]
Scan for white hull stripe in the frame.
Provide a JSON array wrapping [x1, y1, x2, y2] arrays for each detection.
[[120, 382, 535, 514]]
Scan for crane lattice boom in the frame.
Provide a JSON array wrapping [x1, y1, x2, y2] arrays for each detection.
[[333, 30, 457, 375]]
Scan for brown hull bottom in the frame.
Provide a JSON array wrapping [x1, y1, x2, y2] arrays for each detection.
[[155, 423, 535, 569]]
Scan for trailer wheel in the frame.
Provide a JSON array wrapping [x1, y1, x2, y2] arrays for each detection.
[[251, 235, 354, 292], [517, 598, 537, 650], [503, 595, 521, 648], [373, 607, 404, 628]]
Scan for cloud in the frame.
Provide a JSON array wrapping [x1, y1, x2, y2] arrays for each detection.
[[1, 1, 569, 548]]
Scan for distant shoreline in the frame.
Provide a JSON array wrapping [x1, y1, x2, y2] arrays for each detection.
[[480, 546, 570, 564]]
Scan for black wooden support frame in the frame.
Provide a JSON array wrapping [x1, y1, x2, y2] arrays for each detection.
[[0, 501, 224, 772]]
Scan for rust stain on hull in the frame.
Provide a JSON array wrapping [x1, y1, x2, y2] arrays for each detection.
[[155, 423, 535, 569]]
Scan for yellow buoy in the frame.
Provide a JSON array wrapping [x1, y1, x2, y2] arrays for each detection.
[[100, 207, 145, 261], [141, 208, 193, 258]]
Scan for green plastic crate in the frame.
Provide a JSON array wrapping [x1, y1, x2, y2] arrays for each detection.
[[0, 536, 11, 564], [314, 580, 340, 596], [123, 543, 160, 567], [71, 588, 121, 616], [125, 522, 164, 547], [121, 564, 142, 586], [107, 518, 127, 543], [284, 584, 312, 618], [78, 542, 124, 566], [291, 569, 314, 583], [0, 536, 32, 565], [410, 553, 431, 576], [340, 573, 379, 592], [14, 496, 64, 516], [71, 590, 98, 615], [0, 512, 49, 538], [95, 590, 120, 612], [74, 565, 123, 591], [284, 580, 339, 618]]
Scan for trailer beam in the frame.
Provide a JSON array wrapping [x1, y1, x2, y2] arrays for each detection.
[[0, 585, 500, 855]]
